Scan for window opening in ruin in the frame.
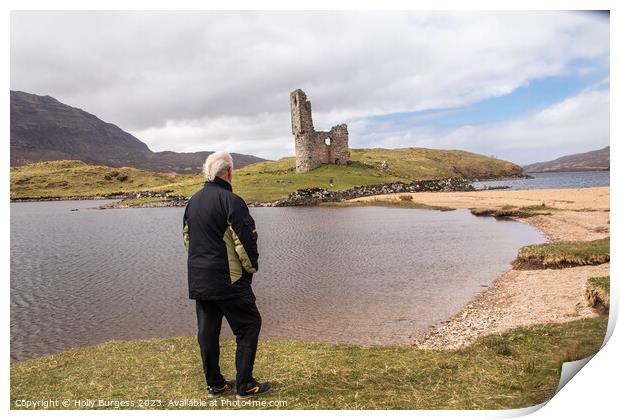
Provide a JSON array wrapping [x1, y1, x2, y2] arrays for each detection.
[[325, 137, 332, 146]]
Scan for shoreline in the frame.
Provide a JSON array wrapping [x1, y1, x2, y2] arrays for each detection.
[[10, 195, 124, 202], [347, 187, 610, 349], [9, 175, 527, 207]]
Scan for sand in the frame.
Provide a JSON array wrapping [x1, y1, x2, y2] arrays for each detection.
[[351, 187, 609, 211], [416, 263, 610, 349], [350, 187, 610, 349]]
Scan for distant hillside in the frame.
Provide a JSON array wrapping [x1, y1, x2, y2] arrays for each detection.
[[10, 91, 266, 173], [523, 146, 609, 173], [10, 160, 194, 200], [11, 148, 522, 203]]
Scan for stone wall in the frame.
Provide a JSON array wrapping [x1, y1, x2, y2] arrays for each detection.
[[255, 178, 475, 207], [291, 89, 350, 173]]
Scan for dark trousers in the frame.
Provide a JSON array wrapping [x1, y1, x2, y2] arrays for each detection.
[[195, 293, 262, 392]]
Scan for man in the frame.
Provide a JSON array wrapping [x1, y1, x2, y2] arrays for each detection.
[[183, 151, 272, 399]]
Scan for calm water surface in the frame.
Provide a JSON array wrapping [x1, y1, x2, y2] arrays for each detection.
[[473, 171, 609, 190], [10, 200, 545, 361]]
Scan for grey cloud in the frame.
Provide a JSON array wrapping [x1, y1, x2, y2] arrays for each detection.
[[11, 11, 609, 160]]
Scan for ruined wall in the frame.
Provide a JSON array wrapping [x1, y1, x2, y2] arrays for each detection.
[[291, 89, 350, 173]]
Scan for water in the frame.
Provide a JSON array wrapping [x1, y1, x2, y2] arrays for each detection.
[[10, 200, 545, 362], [473, 171, 609, 191]]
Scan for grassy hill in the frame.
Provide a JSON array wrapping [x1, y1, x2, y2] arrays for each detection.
[[10, 160, 196, 200], [10, 148, 522, 203]]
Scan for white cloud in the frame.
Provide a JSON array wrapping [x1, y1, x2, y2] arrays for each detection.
[[133, 112, 293, 158], [351, 89, 610, 165], [10, 11, 609, 160]]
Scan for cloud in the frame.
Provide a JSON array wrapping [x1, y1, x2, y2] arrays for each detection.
[[351, 89, 610, 165], [10, 11, 609, 160], [133, 112, 293, 158]]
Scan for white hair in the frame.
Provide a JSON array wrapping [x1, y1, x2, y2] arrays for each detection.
[[203, 152, 234, 181]]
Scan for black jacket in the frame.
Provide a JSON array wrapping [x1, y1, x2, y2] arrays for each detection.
[[183, 177, 259, 300]]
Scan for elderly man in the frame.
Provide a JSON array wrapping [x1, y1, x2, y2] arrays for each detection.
[[183, 152, 272, 399]]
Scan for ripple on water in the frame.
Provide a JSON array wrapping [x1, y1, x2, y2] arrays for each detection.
[[10, 202, 545, 361]]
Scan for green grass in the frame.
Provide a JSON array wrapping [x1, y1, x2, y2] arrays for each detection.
[[513, 238, 610, 269], [231, 148, 521, 203], [348, 148, 522, 180], [10, 316, 607, 410], [231, 159, 401, 203], [11, 148, 522, 204], [586, 276, 610, 313]]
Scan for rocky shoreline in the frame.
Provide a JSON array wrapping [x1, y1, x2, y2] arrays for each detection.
[[11, 195, 127, 202], [92, 178, 476, 209], [11, 175, 524, 209], [253, 178, 475, 207]]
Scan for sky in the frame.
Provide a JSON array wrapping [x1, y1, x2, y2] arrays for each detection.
[[10, 11, 610, 165]]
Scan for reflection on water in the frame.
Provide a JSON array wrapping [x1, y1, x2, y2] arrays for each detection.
[[10, 200, 545, 361]]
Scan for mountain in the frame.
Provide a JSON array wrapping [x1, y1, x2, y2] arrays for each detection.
[[10, 91, 266, 173], [522, 146, 610, 173]]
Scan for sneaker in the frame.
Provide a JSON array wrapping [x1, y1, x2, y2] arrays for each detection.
[[236, 380, 273, 399], [207, 379, 235, 397]]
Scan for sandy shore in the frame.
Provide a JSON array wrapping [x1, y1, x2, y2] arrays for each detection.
[[351, 187, 610, 349]]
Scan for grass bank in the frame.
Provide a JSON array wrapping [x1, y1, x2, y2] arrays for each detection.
[[586, 276, 610, 313], [471, 204, 557, 218], [10, 316, 607, 410], [470, 203, 602, 219], [10, 148, 522, 204], [513, 238, 610, 270]]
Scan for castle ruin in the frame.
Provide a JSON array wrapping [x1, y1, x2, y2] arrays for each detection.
[[290, 89, 349, 173]]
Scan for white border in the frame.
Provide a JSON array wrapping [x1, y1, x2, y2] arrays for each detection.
[[3, 2, 616, 419]]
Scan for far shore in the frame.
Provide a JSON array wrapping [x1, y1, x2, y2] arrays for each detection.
[[10, 195, 124, 202], [349, 187, 610, 349]]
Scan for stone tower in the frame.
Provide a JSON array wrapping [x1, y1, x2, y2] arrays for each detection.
[[290, 89, 349, 173]]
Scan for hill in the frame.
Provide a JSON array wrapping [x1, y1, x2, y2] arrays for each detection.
[[523, 146, 609, 173], [10, 160, 195, 200], [10, 148, 522, 203], [230, 148, 522, 203], [10, 91, 266, 173]]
